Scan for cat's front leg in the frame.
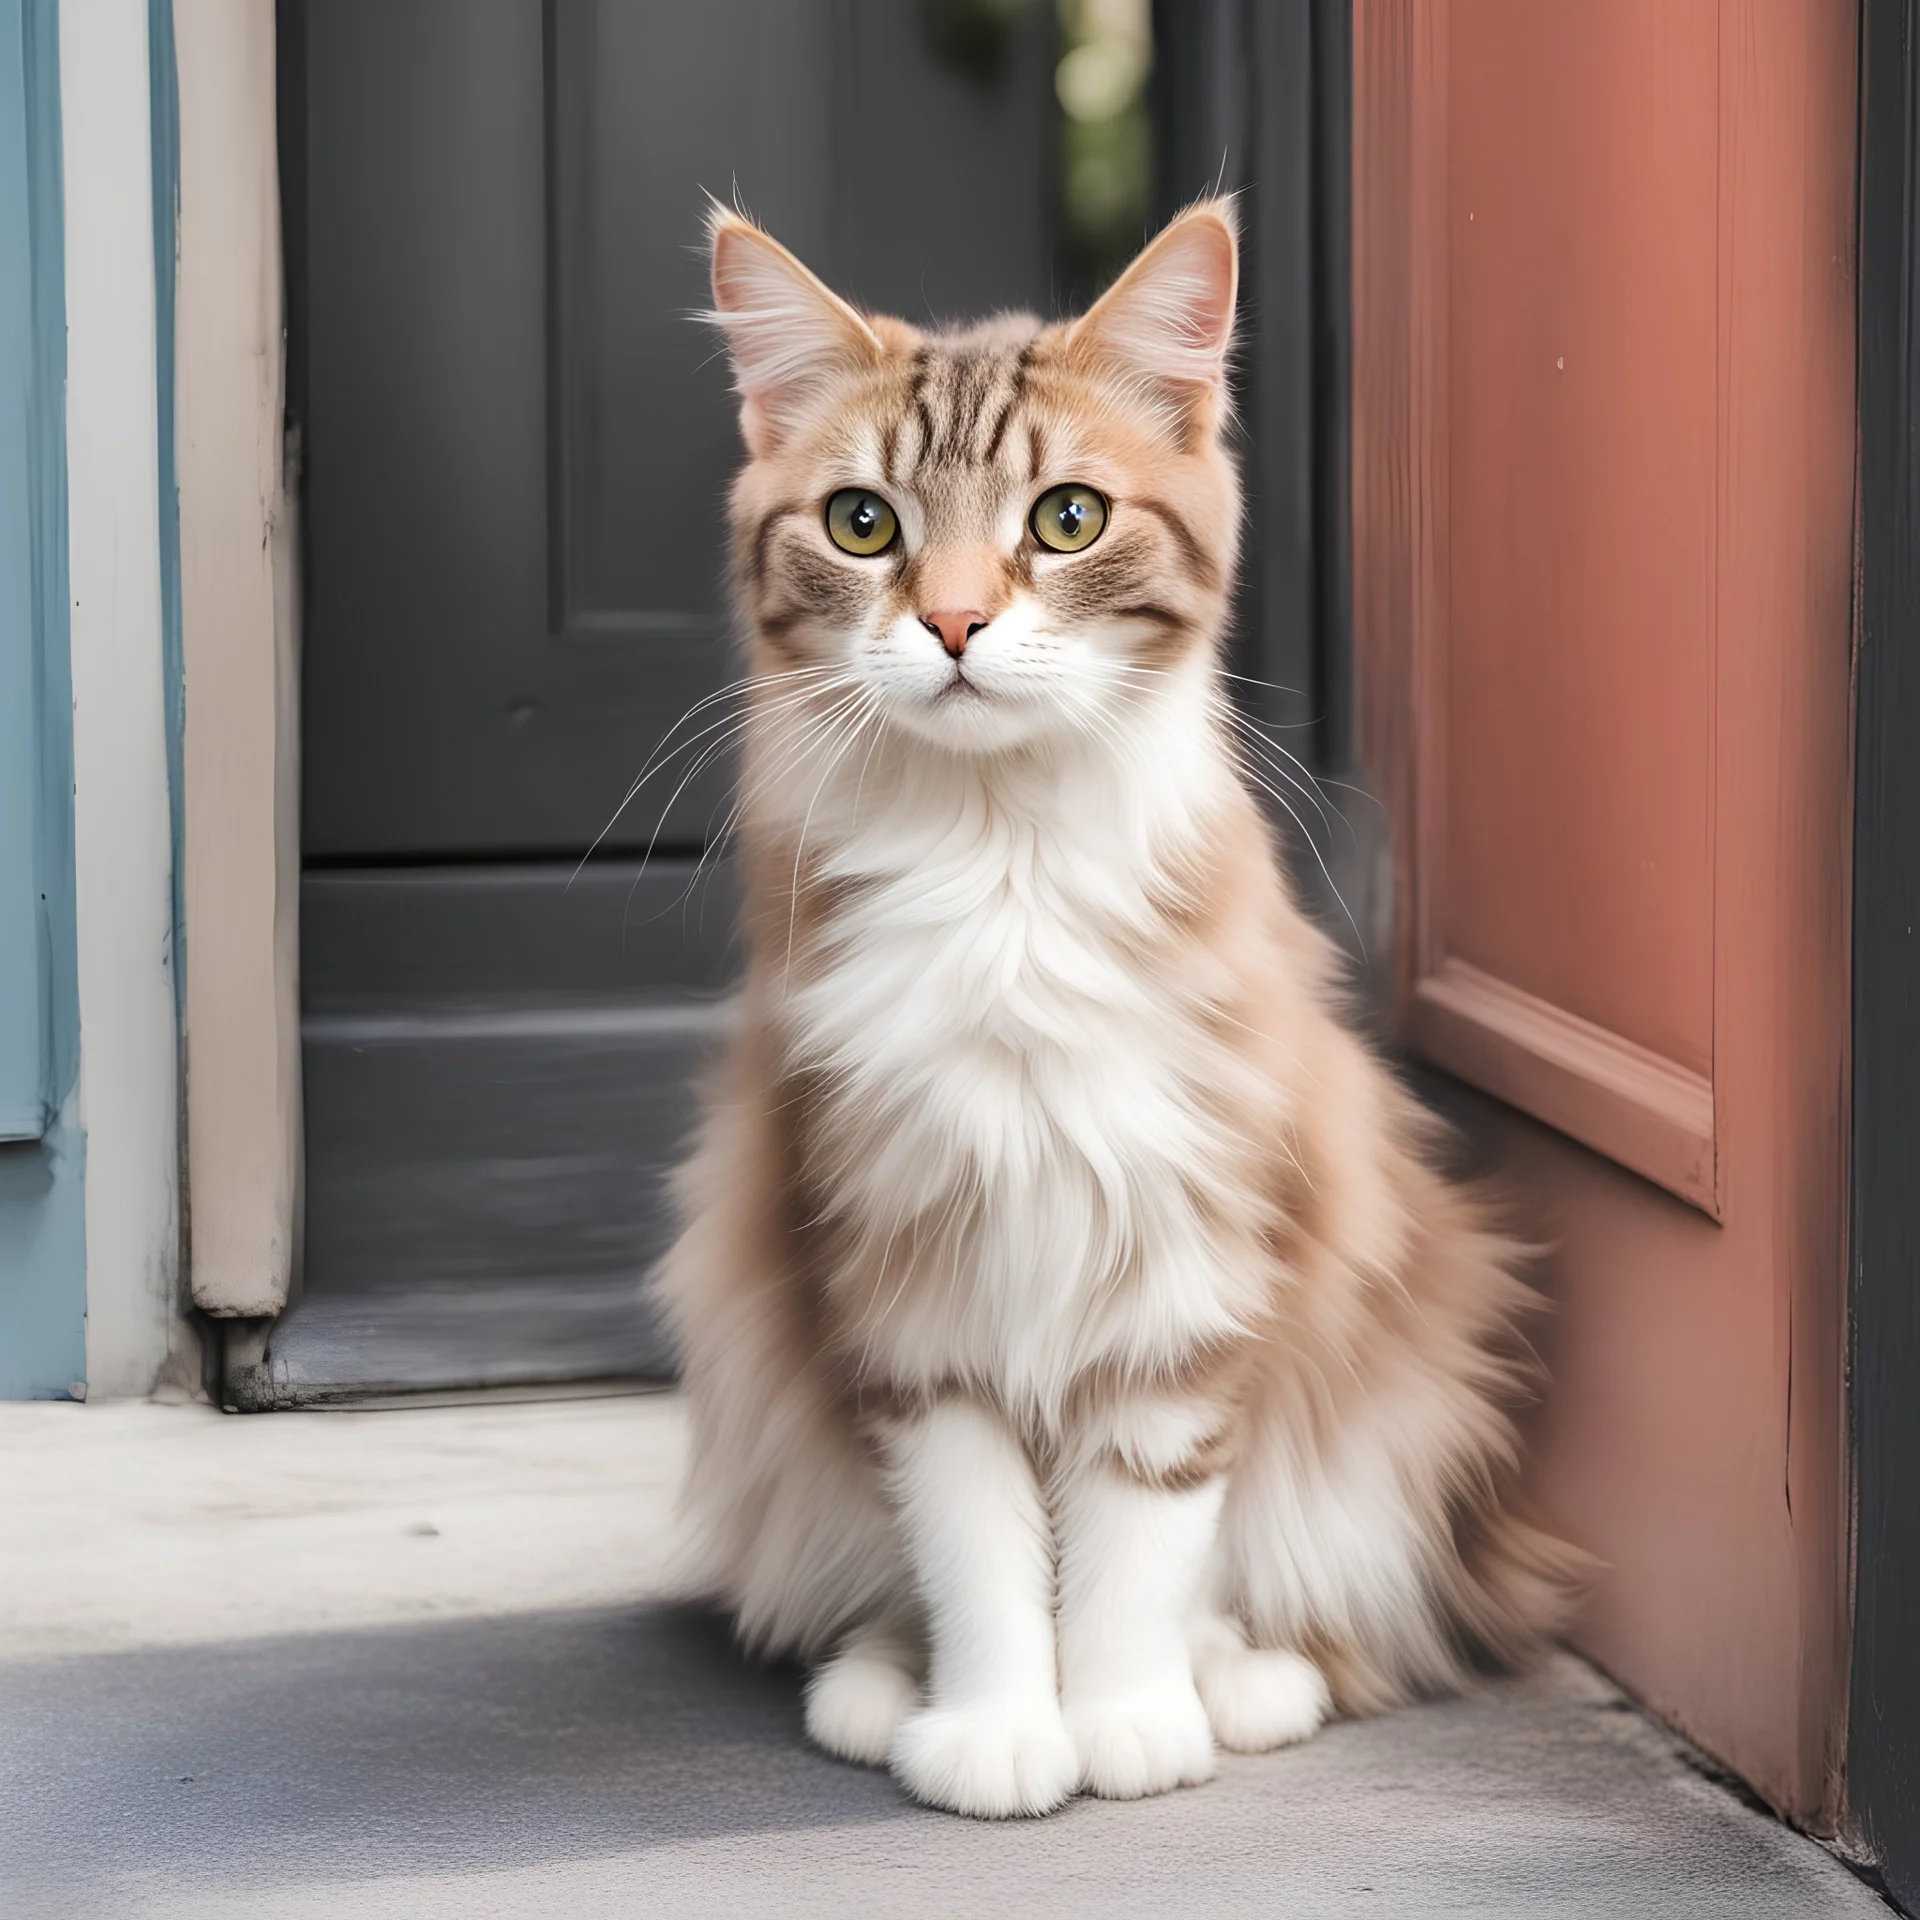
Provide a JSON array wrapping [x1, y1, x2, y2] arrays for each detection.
[[878, 1397, 1079, 1818], [1055, 1399, 1224, 1800]]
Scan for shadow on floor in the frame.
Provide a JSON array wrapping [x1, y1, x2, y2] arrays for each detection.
[[0, 1605, 1890, 1919], [3, 1607, 900, 1890]]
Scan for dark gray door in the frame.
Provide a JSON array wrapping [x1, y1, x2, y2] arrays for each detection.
[[301, 1, 1056, 860], [254, 0, 1060, 1404]]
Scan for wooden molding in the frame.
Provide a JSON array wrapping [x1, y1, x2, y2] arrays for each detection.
[[175, 0, 301, 1316], [1351, 0, 1420, 1015], [1411, 958, 1718, 1216]]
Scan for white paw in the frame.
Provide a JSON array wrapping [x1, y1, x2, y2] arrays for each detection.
[[889, 1698, 1079, 1819], [1195, 1644, 1331, 1753], [805, 1645, 920, 1767], [1065, 1676, 1216, 1800]]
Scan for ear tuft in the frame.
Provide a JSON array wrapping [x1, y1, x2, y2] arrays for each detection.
[[704, 203, 882, 456], [1065, 201, 1239, 435]]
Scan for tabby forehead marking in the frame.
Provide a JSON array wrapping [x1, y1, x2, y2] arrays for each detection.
[[882, 338, 1043, 483], [907, 348, 938, 477], [981, 343, 1034, 467]]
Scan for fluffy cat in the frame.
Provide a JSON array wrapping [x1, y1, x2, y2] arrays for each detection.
[[656, 199, 1580, 1819]]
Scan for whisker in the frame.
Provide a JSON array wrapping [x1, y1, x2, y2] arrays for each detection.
[[1101, 657, 1311, 704], [1095, 658, 1363, 853], [615, 677, 862, 940], [781, 694, 883, 984], [570, 664, 844, 885], [660, 679, 883, 932], [1234, 763, 1369, 962], [1217, 710, 1343, 844]]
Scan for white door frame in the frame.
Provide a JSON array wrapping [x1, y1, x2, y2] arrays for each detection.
[[171, 0, 300, 1326]]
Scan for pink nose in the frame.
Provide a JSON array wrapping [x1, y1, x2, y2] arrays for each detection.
[[920, 609, 989, 659]]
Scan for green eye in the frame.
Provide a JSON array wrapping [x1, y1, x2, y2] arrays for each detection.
[[1030, 484, 1108, 553], [825, 489, 899, 556]]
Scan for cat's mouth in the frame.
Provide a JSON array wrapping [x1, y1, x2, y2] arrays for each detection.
[[935, 667, 983, 701]]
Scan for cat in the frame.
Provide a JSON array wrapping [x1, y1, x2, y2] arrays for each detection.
[[655, 198, 1582, 1820]]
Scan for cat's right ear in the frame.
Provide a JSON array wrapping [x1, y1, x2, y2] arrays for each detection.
[[706, 206, 883, 458], [1064, 199, 1239, 443]]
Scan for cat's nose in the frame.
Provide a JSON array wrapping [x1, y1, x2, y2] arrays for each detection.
[[919, 610, 989, 659]]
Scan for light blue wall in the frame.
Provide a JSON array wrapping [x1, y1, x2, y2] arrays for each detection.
[[0, 0, 47, 1138], [0, 0, 85, 1399]]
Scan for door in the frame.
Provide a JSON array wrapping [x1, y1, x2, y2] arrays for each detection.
[[297, 3, 1057, 866], [1353, 0, 1856, 1824], [259, 0, 1063, 1403]]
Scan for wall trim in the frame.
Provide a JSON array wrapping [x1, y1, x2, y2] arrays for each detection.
[[60, 0, 181, 1397], [148, 0, 186, 1043], [1847, 0, 1920, 1895], [172, 0, 299, 1319]]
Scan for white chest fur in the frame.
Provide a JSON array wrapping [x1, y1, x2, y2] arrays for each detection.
[[760, 687, 1264, 1415]]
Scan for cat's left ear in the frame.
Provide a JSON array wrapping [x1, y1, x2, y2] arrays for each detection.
[[1065, 200, 1238, 440], [706, 204, 884, 457]]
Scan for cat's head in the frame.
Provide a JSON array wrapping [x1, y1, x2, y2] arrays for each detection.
[[707, 202, 1241, 754]]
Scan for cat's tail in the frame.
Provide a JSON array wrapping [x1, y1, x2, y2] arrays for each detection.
[[1222, 1141, 1593, 1716]]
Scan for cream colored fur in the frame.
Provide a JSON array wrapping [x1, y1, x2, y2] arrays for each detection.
[[656, 201, 1581, 1819]]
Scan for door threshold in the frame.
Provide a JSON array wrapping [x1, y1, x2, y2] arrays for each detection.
[[227, 1372, 676, 1415]]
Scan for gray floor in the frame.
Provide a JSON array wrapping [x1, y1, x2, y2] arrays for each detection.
[[2, 1604, 1889, 1919]]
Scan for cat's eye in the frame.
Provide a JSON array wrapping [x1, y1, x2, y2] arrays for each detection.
[[825, 489, 899, 556], [1030, 484, 1109, 554]]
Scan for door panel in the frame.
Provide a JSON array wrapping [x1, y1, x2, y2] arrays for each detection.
[[547, 2, 833, 650], [300, 0, 828, 859], [1355, 0, 1855, 1823], [1377, 0, 1724, 1213], [1444, 0, 1716, 1075]]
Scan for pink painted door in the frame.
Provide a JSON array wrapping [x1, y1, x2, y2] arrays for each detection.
[[1353, 0, 1856, 1824]]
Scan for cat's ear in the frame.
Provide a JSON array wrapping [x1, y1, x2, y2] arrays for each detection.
[[1065, 200, 1238, 438], [706, 205, 883, 457]]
